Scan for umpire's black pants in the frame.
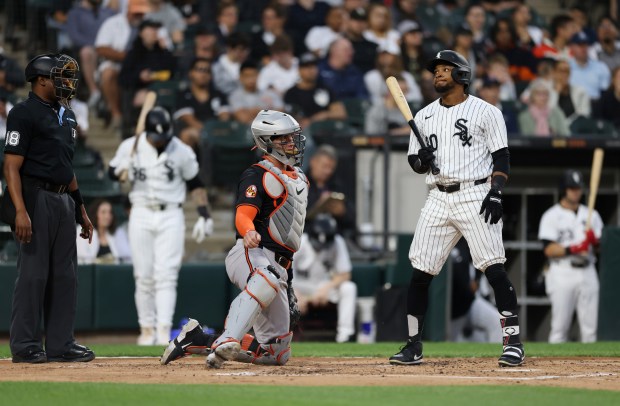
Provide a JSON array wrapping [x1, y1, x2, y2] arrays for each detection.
[[10, 189, 78, 357]]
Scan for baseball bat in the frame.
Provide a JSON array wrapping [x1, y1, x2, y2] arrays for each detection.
[[585, 148, 604, 230], [119, 91, 157, 182], [385, 76, 440, 175]]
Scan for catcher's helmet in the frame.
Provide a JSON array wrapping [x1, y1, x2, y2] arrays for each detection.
[[426, 50, 471, 88], [25, 53, 80, 105], [308, 213, 338, 251], [145, 107, 173, 144], [558, 169, 584, 199], [251, 110, 306, 167]]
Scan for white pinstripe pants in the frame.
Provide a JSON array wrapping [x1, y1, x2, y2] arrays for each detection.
[[410, 183, 505, 275]]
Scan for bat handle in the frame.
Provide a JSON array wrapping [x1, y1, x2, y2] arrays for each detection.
[[430, 163, 440, 175]]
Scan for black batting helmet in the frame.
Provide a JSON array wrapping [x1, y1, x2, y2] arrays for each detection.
[[145, 107, 173, 144], [308, 213, 338, 251], [558, 169, 584, 199], [426, 50, 472, 88]]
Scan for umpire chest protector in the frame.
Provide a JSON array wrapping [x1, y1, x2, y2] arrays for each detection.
[[256, 159, 308, 252]]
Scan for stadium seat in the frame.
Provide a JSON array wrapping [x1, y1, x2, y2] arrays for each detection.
[[570, 116, 618, 137], [76, 166, 121, 198], [149, 80, 180, 112], [306, 119, 358, 144], [342, 98, 370, 130]]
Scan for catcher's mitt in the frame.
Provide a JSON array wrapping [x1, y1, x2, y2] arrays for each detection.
[[287, 283, 301, 331]]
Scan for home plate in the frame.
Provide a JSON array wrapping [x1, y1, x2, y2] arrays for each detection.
[[215, 372, 258, 376]]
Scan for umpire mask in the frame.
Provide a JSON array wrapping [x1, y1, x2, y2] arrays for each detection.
[[51, 54, 80, 106]]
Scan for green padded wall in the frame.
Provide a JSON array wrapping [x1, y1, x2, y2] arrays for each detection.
[[93, 265, 138, 329], [351, 263, 385, 297], [0, 265, 17, 333], [598, 226, 620, 340], [75, 265, 94, 331]]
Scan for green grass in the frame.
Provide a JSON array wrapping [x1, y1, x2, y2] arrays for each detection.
[[1, 382, 619, 406], [2, 341, 619, 359]]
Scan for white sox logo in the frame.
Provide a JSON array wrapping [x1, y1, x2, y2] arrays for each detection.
[[453, 118, 471, 146]]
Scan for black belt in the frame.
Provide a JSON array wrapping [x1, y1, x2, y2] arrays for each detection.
[[436, 178, 488, 193], [23, 176, 69, 194], [143, 203, 183, 211], [274, 252, 292, 270]]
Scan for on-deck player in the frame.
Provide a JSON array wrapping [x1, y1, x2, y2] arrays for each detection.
[[159, 109, 307, 368], [108, 106, 214, 346], [389, 50, 525, 367], [538, 170, 602, 343]]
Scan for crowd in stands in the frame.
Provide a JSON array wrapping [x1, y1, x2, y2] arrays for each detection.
[[1, 0, 619, 146]]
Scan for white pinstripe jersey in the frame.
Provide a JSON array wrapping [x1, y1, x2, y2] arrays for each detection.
[[407, 95, 508, 185], [109, 135, 199, 206]]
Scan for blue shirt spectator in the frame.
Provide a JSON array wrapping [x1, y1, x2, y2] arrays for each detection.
[[66, 0, 116, 50], [317, 38, 369, 101], [569, 32, 611, 100]]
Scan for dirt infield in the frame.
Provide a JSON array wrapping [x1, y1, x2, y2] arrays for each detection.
[[1, 357, 619, 390]]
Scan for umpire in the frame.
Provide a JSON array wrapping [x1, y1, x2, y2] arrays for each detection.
[[1, 54, 95, 363]]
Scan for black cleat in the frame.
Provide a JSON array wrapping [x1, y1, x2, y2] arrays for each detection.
[[498, 344, 525, 367], [48, 343, 95, 363], [12, 347, 47, 364], [389, 340, 423, 365], [160, 318, 208, 365]]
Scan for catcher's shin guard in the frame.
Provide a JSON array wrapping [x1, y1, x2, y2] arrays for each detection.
[[210, 266, 280, 362], [235, 332, 293, 366]]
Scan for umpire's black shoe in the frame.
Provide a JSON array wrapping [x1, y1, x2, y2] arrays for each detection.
[[12, 347, 47, 364], [389, 340, 423, 365], [498, 344, 525, 367], [48, 344, 95, 363]]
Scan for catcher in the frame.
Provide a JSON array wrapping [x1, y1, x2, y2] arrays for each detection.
[[161, 110, 306, 367]]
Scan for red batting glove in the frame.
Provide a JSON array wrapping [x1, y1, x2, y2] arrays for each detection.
[[569, 239, 590, 254], [585, 229, 599, 246]]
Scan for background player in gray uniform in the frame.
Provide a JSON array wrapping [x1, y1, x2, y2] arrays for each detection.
[[160, 110, 307, 368], [389, 50, 524, 367], [109, 107, 213, 346], [538, 170, 603, 343]]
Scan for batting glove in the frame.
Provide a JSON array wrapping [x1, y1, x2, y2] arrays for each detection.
[[417, 146, 436, 167], [192, 216, 214, 243], [585, 229, 599, 246], [479, 188, 503, 224], [569, 238, 591, 254]]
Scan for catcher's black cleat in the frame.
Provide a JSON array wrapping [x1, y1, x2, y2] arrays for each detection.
[[498, 344, 525, 367], [389, 340, 423, 365], [160, 319, 209, 365]]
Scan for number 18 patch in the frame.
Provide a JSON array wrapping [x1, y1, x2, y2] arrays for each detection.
[[245, 185, 257, 198], [5, 131, 20, 146]]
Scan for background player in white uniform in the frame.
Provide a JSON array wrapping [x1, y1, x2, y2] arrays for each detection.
[[538, 170, 603, 343], [389, 50, 524, 367], [108, 107, 214, 345], [293, 214, 357, 343], [160, 110, 308, 368]]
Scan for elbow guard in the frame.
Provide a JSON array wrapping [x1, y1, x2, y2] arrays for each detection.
[[408, 154, 429, 174]]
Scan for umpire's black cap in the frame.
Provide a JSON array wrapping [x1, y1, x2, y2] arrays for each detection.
[[25, 54, 56, 82]]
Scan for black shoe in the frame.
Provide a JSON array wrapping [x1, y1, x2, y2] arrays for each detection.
[[160, 318, 210, 365], [48, 344, 95, 363], [498, 344, 525, 367], [389, 340, 423, 365], [12, 347, 47, 364]]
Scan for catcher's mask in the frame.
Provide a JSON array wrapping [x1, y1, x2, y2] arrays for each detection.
[[51, 54, 80, 106], [251, 110, 306, 167], [308, 213, 338, 251]]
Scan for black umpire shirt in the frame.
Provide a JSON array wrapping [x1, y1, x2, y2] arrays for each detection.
[[4, 92, 78, 185]]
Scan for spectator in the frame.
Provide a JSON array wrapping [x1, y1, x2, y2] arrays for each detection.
[[285, 0, 330, 56], [118, 19, 177, 109], [213, 0, 238, 51], [398, 20, 436, 104], [174, 57, 230, 149], [487, 18, 538, 82], [475, 77, 519, 135], [172, 0, 201, 26], [229, 61, 283, 125], [257, 35, 300, 96], [0, 96, 14, 143], [533, 14, 578, 60], [0, 50, 26, 97], [518, 79, 570, 137], [293, 214, 357, 343], [462, 3, 488, 64], [363, 3, 400, 55], [305, 6, 348, 58], [520, 57, 556, 104], [391, 0, 419, 26], [364, 75, 411, 136], [76, 199, 132, 265], [568, 31, 611, 105], [364, 50, 421, 104], [486, 54, 517, 101], [146, 0, 187, 48], [95, 0, 152, 129], [318, 37, 369, 100], [177, 27, 219, 79], [598, 66, 620, 129], [212, 32, 251, 96], [250, 3, 287, 65], [66, 0, 117, 108], [568, 6, 596, 45], [510, 3, 543, 48], [452, 27, 480, 79], [343, 7, 378, 74], [284, 52, 347, 130], [590, 16, 620, 73], [551, 59, 591, 124], [306, 145, 355, 236]]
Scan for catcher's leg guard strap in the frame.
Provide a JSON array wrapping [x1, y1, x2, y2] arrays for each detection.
[[214, 266, 280, 347], [235, 332, 293, 366]]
